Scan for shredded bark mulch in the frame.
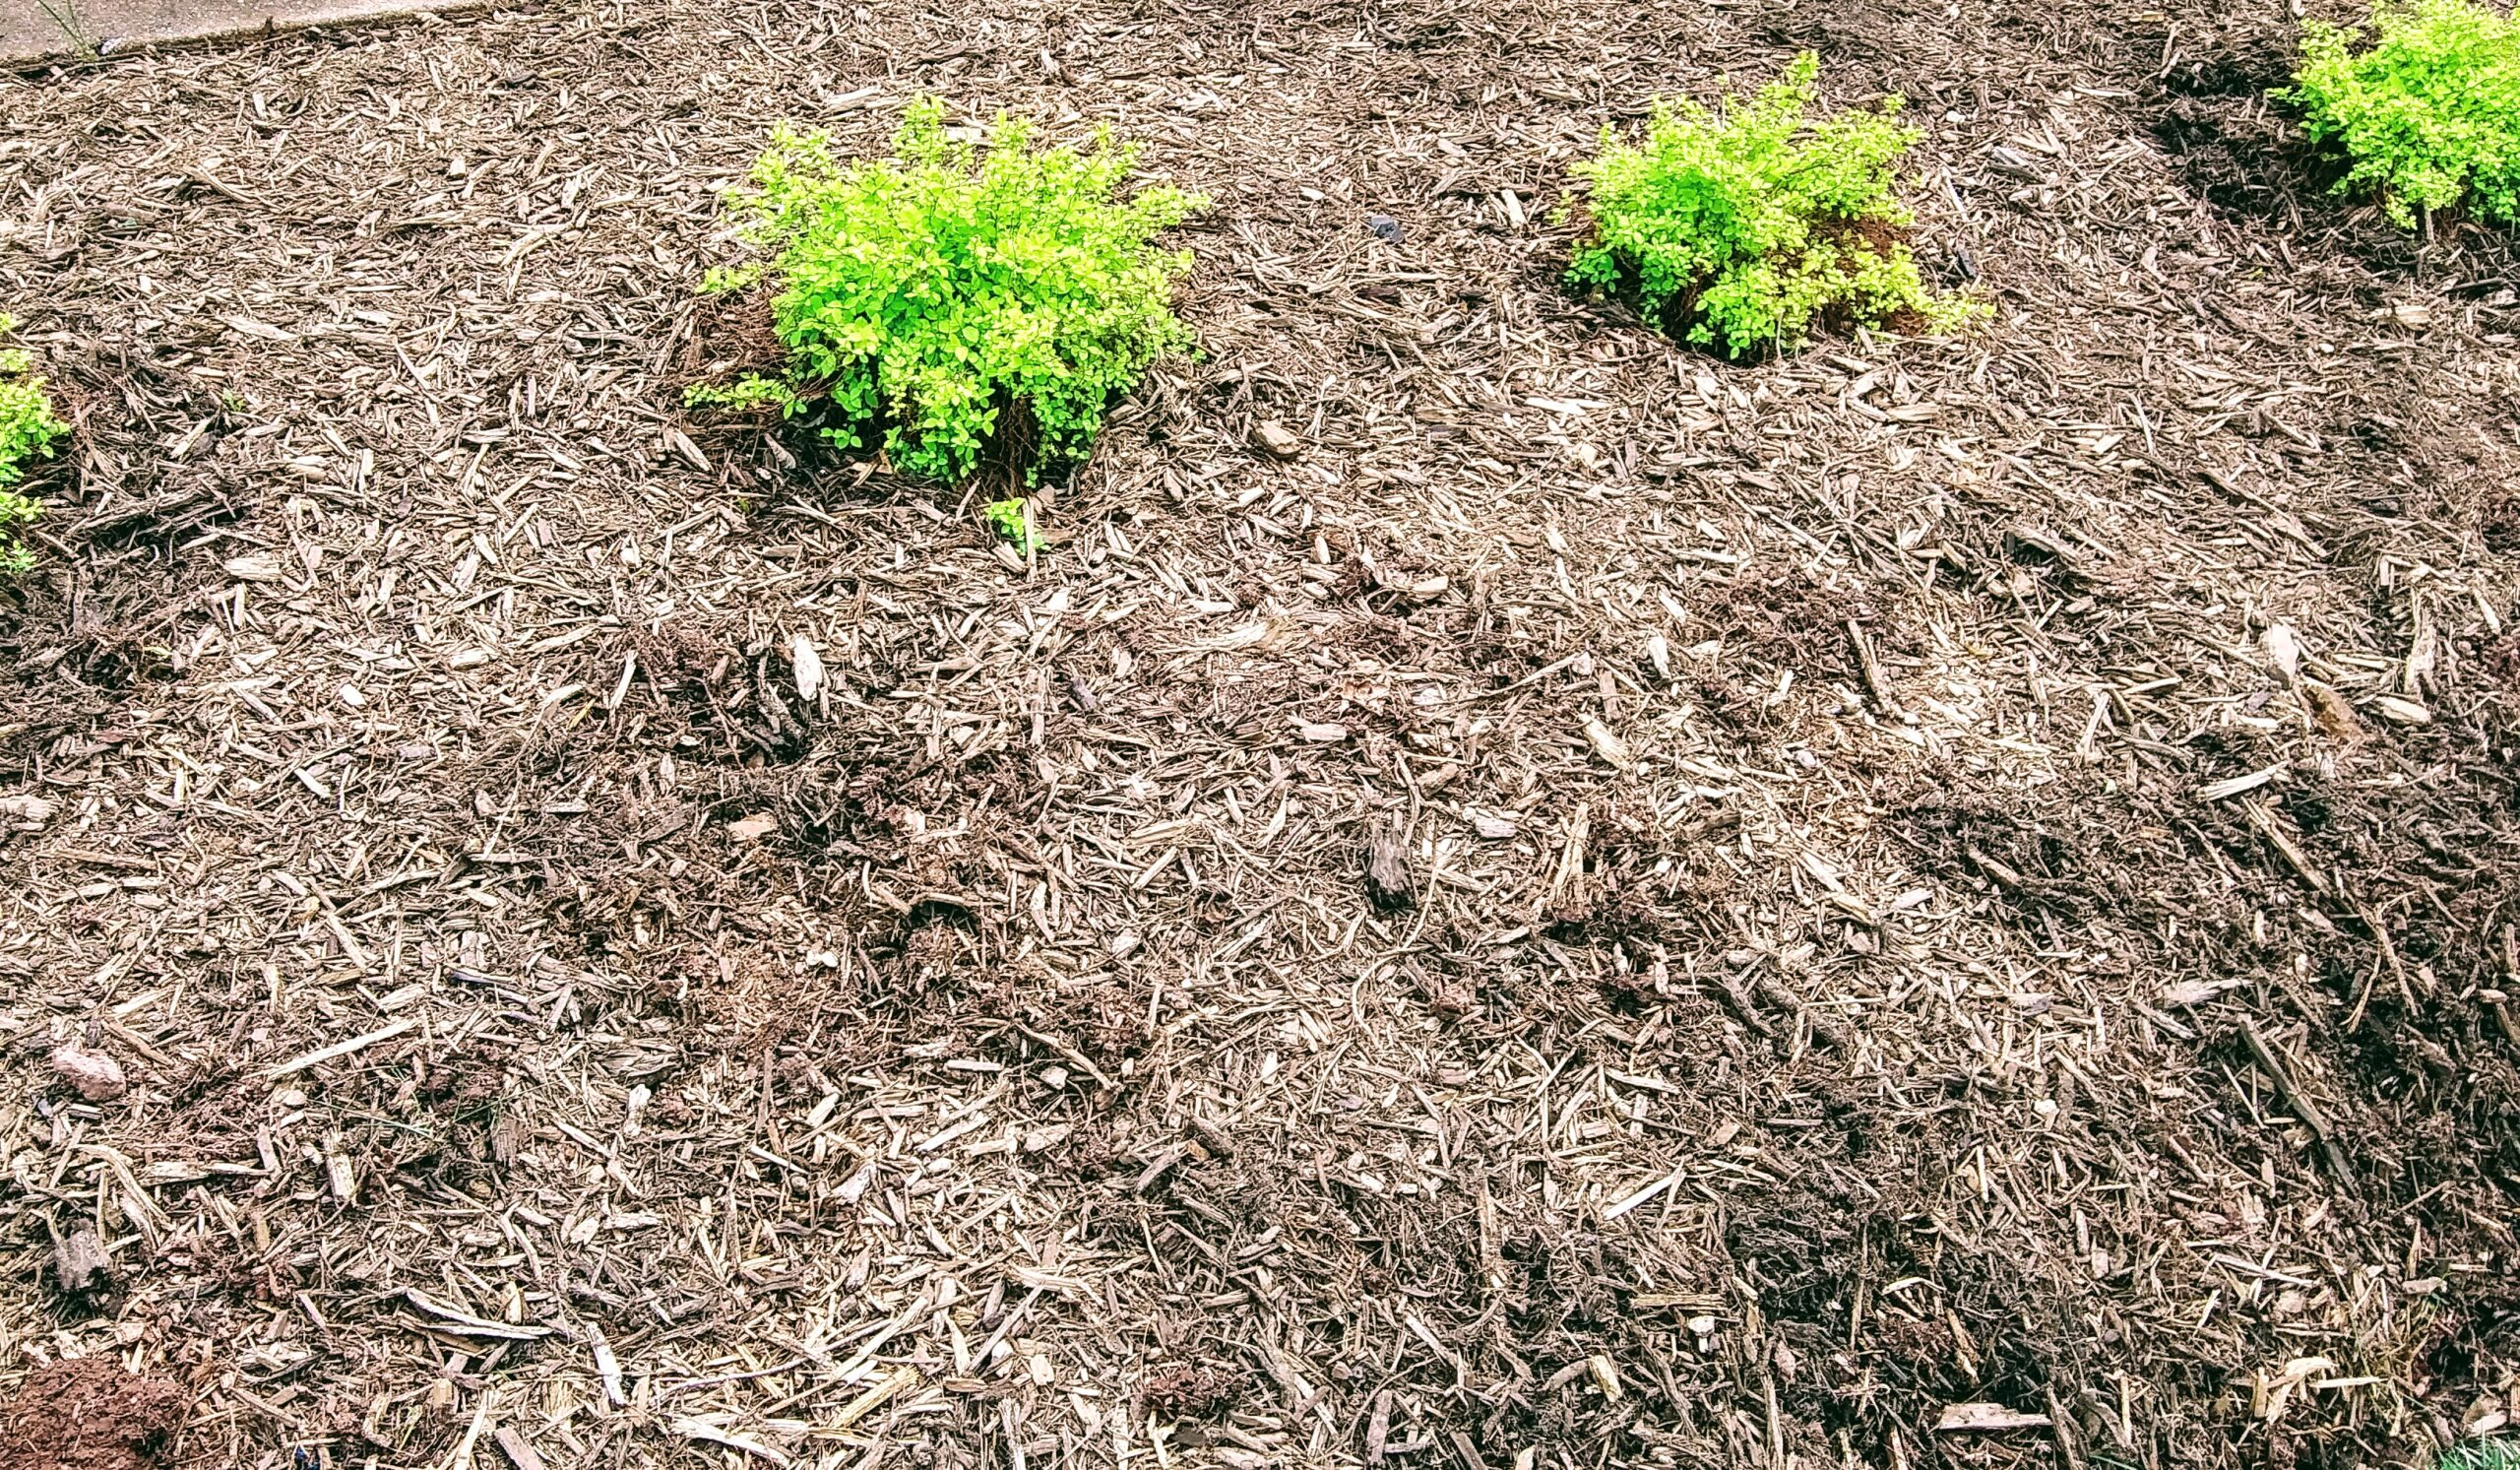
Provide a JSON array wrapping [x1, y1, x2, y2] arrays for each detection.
[[1, 0, 2515, 1464]]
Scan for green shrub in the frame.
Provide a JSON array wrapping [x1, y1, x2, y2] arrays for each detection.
[[981, 496, 1041, 551], [2287, 0, 2520, 227], [1564, 52, 1977, 357], [698, 98, 1201, 484], [0, 317, 65, 574]]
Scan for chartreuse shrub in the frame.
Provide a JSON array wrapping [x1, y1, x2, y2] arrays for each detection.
[[1564, 52, 1979, 357], [2287, 0, 2520, 227], [0, 316, 66, 574], [697, 98, 1201, 484]]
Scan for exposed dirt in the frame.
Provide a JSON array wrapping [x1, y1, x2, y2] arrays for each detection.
[[0, 1356, 187, 1470], [2, 0, 2518, 1465]]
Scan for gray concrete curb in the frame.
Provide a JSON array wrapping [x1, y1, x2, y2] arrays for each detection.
[[6, 0, 492, 68]]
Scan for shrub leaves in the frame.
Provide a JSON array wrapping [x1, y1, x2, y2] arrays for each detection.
[[700, 99, 1201, 483], [1563, 53, 1978, 356], [0, 315, 66, 575], [2288, 0, 2520, 228]]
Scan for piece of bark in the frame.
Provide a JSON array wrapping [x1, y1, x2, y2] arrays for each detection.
[[1756, 976, 1849, 1051], [1716, 972, 1778, 1037], [1365, 821, 1414, 909]]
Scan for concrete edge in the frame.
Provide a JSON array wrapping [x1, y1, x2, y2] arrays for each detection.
[[7, 0, 496, 70]]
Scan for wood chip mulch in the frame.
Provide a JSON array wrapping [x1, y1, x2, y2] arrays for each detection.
[[1, 0, 2515, 1465]]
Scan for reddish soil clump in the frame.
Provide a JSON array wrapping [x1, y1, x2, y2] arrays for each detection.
[[0, 1357, 186, 1470]]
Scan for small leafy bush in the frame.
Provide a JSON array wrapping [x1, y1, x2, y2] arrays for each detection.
[[982, 496, 1041, 551], [699, 98, 1201, 484], [1564, 52, 1977, 356], [0, 316, 65, 574], [2287, 0, 2520, 227]]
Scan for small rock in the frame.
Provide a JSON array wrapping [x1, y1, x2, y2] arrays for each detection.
[[52, 1228, 114, 1297], [1251, 419, 1304, 460], [51, 1044, 127, 1102], [447, 648, 491, 671], [1470, 809, 1519, 840], [726, 813, 778, 842], [1367, 214, 1404, 244], [1297, 721, 1348, 742]]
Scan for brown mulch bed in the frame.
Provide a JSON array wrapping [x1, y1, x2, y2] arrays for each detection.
[[1, 0, 2515, 1465]]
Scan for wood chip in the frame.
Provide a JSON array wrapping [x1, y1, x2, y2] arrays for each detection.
[[1936, 1402, 2052, 1432], [1581, 717, 1632, 771], [1251, 419, 1304, 459], [264, 1019, 419, 1078]]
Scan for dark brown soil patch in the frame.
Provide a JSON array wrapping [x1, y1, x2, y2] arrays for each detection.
[[0, 1357, 186, 1470]]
